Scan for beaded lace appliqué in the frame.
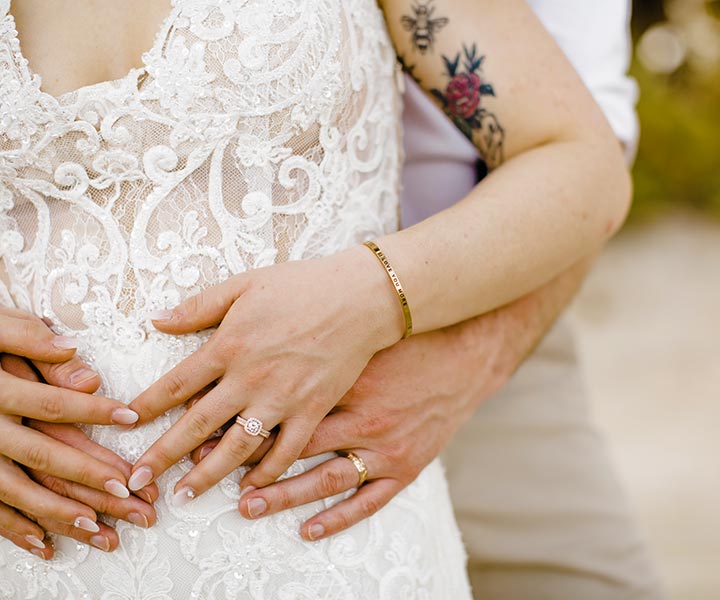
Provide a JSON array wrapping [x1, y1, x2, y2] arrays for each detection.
[[0, 0, 471, 597]]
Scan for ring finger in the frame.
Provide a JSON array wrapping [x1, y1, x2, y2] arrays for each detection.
[[170, 412, 272, 504], [238, 453, 368, 521], [128, 390, 252, 493]]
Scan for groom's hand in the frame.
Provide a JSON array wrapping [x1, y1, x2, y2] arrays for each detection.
[[191, 259, 592, 540], [192, 311, 513, 541]]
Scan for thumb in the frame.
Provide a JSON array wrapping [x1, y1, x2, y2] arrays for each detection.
[[148, 275, 249, 334]]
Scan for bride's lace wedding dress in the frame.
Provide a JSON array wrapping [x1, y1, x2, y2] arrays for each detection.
[[0, 0, 472, 597]]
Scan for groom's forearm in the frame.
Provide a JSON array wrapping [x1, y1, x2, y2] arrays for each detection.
[[451, 254, 595, 399]]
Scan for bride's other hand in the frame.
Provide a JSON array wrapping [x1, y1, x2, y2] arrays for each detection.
[[0, 307, 140, 425], [0, 353, 159, 559], [128, 249, 403, 502]]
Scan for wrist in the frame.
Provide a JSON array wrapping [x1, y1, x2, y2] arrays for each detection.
[[329, 244, 406, 352]]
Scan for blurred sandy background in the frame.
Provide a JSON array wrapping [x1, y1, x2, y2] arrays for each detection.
[[568, 2, 720, 598]]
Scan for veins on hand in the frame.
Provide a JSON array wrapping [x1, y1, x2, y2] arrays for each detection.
[[430, 43, 505, 169], [400, 0, 448, 54]]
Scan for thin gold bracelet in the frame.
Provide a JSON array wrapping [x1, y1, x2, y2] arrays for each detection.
[[363, 240, 413, 339]]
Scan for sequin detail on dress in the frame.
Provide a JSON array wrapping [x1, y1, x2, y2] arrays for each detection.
[[0, 0, 471, 597]]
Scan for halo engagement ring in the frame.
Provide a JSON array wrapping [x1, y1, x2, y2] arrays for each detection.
[[339, 451, 368, 486], [235, 415, 271, 438]]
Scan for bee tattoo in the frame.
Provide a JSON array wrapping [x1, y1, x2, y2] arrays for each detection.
[[401, 0, 449, 54]]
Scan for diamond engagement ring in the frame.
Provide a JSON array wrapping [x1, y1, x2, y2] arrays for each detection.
[[339, 451, 368, 486], [235, 415, 271, 438]]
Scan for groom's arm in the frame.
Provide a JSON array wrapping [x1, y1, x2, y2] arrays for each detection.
[[192, 255, 595, 539]]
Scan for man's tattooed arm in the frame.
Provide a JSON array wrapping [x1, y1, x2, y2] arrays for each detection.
[[397, 3, 505, 168]]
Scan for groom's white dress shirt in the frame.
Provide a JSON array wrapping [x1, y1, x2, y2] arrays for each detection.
[[399, 1, 664, 598]]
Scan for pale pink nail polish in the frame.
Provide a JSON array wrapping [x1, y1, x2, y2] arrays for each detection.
[[111, 408, 139, 425], [198, 446, 214, 461], [128, 466, 153, 491], [31, 549, 45, 559], [104, 479, 130, 499], [25, 535, 45, 549], [52, 336, 78, 349], [172, 486, 196, 507], [147, 310, 174, 321], [74, 517, 100, 533], [247, 497, 267, 518], [70, 368, 98, 386], [90, 535, 110, 551], [128, 512, 149, 528], [307, 523, 325, 541]]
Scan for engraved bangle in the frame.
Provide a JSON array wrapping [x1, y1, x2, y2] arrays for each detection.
[[362, 240, 413, 339]]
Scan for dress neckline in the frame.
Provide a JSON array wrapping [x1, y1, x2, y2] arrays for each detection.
[[4, 0, 178, 104]]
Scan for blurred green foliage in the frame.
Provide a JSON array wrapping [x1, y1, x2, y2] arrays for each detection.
[[629, 0, 720, 222], [631, 65, 720, 222]]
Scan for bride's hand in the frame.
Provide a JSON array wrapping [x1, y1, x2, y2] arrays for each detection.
[[128, 247, 402, 502], [0, 307, 140, 426], [0, 353, 158, 559]]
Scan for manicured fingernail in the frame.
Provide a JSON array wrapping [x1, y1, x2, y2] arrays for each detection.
[[70, 367, 98, 386], [247, 497, 267, 519], [172, 486, 196, 508], [128, 466, 153, 491], [74, 517, 100, 533], [148, 310, 174, 321], [31, 549, 45, 559], [198, 446, 214, 461], [90, 535, 110, 551], [104, 479, 130, 499], [111, 408, 139, 425], [128, 512, 149, 528], [307, 523, 325, 541], [25, 535, 45, 549], [53, 336, 78, 349]]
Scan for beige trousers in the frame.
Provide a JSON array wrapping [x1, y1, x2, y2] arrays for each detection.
[[443, 318, 664, 599]]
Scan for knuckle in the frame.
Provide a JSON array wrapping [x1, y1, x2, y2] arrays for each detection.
[[332, 508, 353, 532], [272, 486, 294, 511], [224, 434, 252, 463], [23, 444, 52, 472], [70, 461, 97, 487], [318, 467, 346, 498], [164, 371, 188, 403], [37, 392, 65, 421], [185, 410, 215, 442], [43, 360, 75, 381], [18, 319, 38, 340], [90, 494, 122, 516], [151, 445, 179, 471], [356, 414, 388, 440], [359, 494, 382, 518]]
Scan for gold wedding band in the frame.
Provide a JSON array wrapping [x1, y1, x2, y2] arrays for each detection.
[[339, 451, 368, 486]]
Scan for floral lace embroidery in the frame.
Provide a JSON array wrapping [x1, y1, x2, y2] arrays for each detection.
[[0, 0, 471, 597]]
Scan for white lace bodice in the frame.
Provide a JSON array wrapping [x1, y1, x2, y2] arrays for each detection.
[[0, 0, 402, 344], [0, 1, 472, 597]]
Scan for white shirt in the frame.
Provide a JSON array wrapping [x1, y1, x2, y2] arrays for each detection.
[[400, 0, 638, 227]]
